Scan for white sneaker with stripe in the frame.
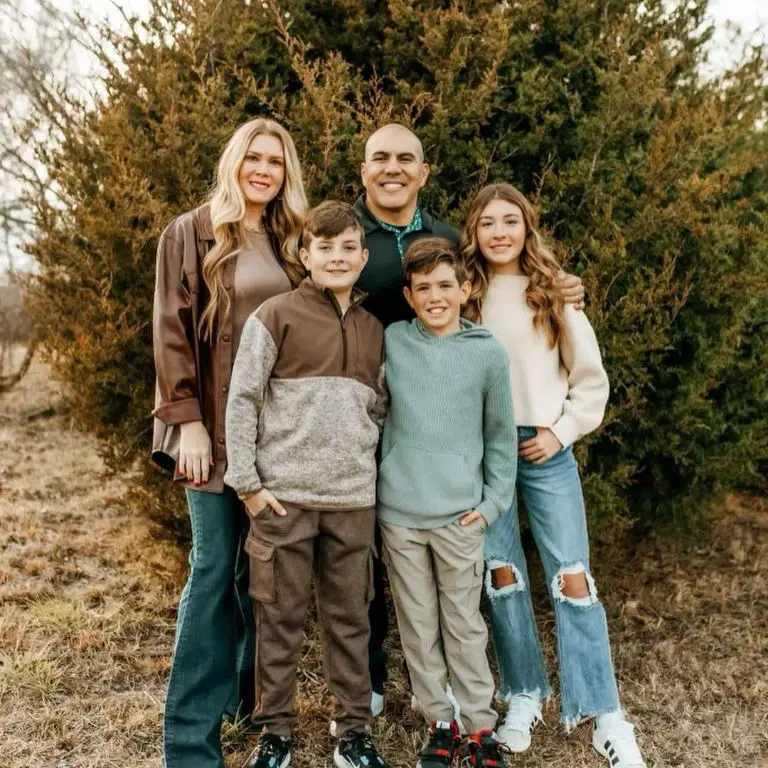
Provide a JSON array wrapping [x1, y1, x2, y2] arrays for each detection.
[[592, 720, 647, 767]]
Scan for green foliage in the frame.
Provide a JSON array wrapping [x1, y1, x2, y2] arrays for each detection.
[[24, 0, 767, 536]]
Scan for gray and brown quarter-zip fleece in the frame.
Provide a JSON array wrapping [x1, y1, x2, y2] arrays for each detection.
[[224, 277, 386, 509]]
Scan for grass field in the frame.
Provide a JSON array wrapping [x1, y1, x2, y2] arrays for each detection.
[[1, 355, 766, 767]]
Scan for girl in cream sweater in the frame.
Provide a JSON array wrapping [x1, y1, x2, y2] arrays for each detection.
[[460, 183, 646, 768]]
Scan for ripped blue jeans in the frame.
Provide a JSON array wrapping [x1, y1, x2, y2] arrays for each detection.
[[483, 427, 621, 727]]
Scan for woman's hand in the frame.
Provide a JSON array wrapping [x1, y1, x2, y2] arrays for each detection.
[[557, 272, 586, 310], [242, 488, 288, 518], [179, 420, 213, 486], [519, 427, 563, 464], [460, 510, 488, 528]]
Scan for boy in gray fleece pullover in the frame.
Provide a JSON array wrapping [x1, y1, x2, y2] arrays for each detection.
[[225, 202, 389, 768], [377, 237, 517, 768]]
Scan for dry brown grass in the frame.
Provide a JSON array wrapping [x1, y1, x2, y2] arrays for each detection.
[[1, 354, 766, 767]]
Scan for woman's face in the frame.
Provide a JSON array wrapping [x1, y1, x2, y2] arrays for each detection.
[[238, 133, 286, 210], [476, 198, 527, 274]]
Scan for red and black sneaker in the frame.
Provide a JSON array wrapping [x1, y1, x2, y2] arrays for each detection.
[[466, 729, 510, 767], [417, 720, 461, 767]]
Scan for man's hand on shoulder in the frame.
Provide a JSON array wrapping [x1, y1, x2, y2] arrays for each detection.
[[557, 271, 586, 310]]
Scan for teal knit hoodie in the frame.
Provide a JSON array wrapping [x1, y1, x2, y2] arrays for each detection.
[[377, 317, 517, 529]]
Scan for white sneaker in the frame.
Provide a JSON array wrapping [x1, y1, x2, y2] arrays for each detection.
[[497, 693, 542, 752], [592, 720, 647, 767], [329, 692, 383, 737], [371, 691, 384, 717]]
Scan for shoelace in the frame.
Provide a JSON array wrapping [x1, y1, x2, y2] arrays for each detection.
[[600, 722, 646, 767], [256, 734, 287, 759], [504, 695, 542, 734], [424, 722, 459, 760], [465, 734, 512, 767], [341, 731, 384, 764]]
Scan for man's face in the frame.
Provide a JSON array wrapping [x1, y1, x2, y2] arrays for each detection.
[[404, 262, 470, 336], [361, 128, 429, 216], [300, 227, 369, 297]]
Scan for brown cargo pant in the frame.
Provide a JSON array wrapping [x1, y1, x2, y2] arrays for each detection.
[[246, 502, 375, 737], [380, 519, 497, 734]]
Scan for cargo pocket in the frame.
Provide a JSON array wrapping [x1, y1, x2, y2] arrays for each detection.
[[473, 559, 485, 589], [244, 536, 276, 603]]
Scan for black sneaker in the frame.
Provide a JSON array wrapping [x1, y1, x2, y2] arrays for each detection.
[[243, 731, 291, 768], [466, 729, 510, 767], [333, 730, 390, 768], [417, 720, 461, 767]]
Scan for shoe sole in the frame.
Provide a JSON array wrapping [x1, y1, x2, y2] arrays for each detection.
[[497, 728, 532, 753], [332, 747, 353, 768], [241, 750, 291, 768]]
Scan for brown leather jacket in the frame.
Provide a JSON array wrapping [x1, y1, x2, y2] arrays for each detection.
[[151, 204, 285, 492]]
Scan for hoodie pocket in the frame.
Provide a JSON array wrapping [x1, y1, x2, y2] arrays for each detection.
[[377, 442, 475, 514]]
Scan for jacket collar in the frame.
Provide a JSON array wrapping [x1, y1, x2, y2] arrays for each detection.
[[195, 204, 215, 241], [354, 195, 436, 235], [297, 277, 368, 315]]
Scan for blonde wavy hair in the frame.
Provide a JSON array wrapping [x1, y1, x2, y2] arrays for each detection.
[[200, 118, 308, 341], [461, 183, 566, 348]]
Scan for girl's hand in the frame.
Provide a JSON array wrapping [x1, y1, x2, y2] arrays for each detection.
[[557, 272, 585, 310], [460, 510, 488, 528], [179, 420, 214, 485], [519, 427, 563, 464], [243, 488, 288, 518]]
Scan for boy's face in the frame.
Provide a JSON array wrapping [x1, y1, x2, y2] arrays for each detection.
[[404, 262, 471, 336], [300, 227, 369, 297]]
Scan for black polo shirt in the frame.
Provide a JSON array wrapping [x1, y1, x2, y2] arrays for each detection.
[[354, 196, 459, 328]]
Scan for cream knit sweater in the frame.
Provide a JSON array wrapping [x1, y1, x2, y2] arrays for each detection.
[[481, 274, 609, 448]]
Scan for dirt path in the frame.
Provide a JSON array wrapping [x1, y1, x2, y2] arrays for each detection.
[[1, 357, 766, 767]]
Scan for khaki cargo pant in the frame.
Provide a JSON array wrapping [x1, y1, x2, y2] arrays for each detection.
[[246, 503, 376, 737], [380, 519, 497, 734]]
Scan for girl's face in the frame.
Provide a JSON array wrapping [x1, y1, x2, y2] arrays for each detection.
[[476, 198, 527, 275], [238, 133, 286, 211]]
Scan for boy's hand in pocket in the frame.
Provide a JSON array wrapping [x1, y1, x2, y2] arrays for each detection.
[[243, 488, 288, 518], [460, 510, 487, 528], [519, 427, 562, 464]]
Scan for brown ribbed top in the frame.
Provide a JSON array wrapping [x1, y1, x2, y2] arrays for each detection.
[[232, 231, 292, 355]]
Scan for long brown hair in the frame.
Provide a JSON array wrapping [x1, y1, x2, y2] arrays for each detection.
[[460, 183, 566, 348], [200, 118, 308, 341]]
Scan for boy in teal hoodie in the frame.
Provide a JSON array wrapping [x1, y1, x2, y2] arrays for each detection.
[[377, 237, 517, 768]]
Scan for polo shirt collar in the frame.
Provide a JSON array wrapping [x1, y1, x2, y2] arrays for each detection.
[[355, 195, 434, 234]]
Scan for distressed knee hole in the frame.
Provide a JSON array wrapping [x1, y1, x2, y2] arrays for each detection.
[[492, 566, 517, 589], [485, 561, 525, 600], [551, 562, 598, 606], [561, 572, 589, 598]]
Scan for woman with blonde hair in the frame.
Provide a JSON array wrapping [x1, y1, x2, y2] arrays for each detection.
[[152, 117, 307, 768], [462, 183, 646, 768]]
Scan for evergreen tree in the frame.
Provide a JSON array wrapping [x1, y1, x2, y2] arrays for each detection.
[[25, 0, 767, 534]]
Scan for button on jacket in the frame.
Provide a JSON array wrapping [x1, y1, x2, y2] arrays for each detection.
[[151, 204, 288, 492]]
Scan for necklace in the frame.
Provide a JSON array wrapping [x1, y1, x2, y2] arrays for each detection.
[[244, 220, 264, 234]]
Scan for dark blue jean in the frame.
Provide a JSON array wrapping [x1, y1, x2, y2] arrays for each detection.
[[484, 427, 621, 727], [163, 486, 255, 768]]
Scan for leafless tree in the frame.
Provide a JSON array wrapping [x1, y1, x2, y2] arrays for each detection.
[[0, 0, 84, 381]]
